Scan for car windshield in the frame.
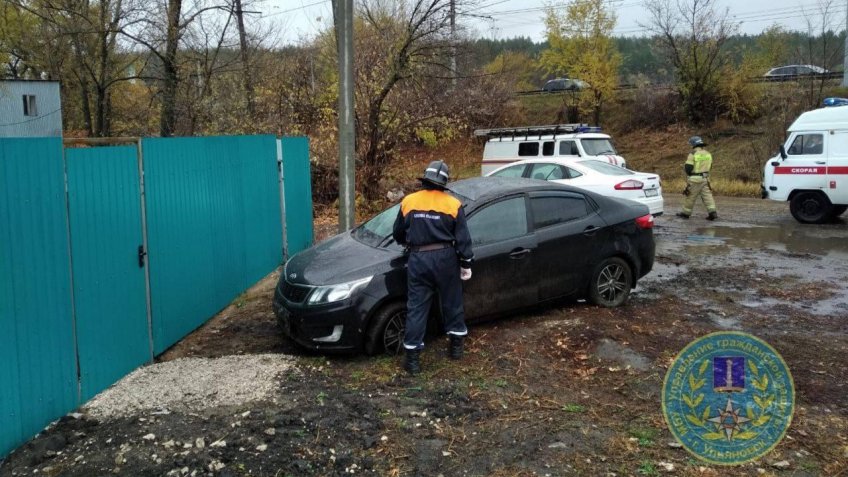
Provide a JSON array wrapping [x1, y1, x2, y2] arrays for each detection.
[[352, 203, 400, 247], [578, 160, 634, 176], [581, 138, 617, 155]]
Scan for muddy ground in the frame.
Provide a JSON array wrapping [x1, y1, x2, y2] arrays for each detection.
[[2, 195, 847, 477]]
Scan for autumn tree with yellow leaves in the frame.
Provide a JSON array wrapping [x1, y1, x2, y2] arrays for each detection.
[[540, 0, 621, 124]]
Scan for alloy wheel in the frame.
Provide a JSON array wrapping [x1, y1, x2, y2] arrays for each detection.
[[383, 310, 406, 355], [597, 263, 628, 304]]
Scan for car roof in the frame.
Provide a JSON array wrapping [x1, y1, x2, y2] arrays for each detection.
[[447, 176, 586, 203]]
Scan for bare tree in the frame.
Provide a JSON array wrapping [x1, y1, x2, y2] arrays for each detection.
[[355, 0, 456, 199], [643, 0, 739, 123], [798, 0, 844, 107]]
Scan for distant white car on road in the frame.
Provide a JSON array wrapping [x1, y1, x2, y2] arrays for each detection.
[[486, 158, 664, 216]]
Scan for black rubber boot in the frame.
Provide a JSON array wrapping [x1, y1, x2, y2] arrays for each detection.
[[706, 211, 718, 221], [675, 212, 690, 219], [449, 335, 464, 360], [404, 349, 421, 375]]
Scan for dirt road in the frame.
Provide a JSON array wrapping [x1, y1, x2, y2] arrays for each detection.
[[3, 196, 847, 477]]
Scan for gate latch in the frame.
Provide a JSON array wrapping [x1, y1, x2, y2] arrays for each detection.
[[138, 245, 147, 268]]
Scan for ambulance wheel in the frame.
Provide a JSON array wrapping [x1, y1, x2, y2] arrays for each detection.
[[588, 257, 632, 308], [830, 205, 848, 217], [790, 191, 832, 224], [365, 302, 406, 356]]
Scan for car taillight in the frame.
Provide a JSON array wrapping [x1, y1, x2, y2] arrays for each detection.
[[615, 179, 644, 190], [635, 214, 654, 229]]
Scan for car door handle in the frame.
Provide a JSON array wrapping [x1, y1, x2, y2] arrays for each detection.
[[583, 225, 599, 236], [509, 248, 531, 259], [815, 161, 826, 164]]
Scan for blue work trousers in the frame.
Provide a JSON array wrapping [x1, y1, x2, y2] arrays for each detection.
[[403, 247, 467, 350]]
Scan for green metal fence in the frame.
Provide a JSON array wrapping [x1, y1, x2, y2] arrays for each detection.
[[0, 135, 312, 458], [66, 146, 152, 401], [143, 136, 284, 353], [0, 138, 79, 459]]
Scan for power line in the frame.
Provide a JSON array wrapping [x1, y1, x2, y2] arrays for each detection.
[[0, 108, 62, 127], [261, 0, 329, 19]]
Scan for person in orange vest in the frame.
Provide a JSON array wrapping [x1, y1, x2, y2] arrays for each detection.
[[392, 160, 474, 375]]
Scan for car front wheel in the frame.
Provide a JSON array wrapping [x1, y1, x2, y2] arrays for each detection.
[[364, 302, 406, 356], [790, 191, 832, 224], [588, 257, 632, 308]]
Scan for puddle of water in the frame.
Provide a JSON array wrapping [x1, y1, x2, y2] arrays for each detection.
[[693, 224, 848, 258], [708, 313, 742, 330], [645, 261, 689, 281], [654, 222, 848, 317], [593, 338, 651, 371]]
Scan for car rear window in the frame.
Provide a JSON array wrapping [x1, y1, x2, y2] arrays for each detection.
[[529, 163, 565, 180], [578, 160, 634, 176], [531, 195, 588, 228]]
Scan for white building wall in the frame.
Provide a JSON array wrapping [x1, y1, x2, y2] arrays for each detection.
[[0, 81, 63, 137]]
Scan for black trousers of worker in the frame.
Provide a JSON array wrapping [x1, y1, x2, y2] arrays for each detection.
[[403, 247, 467, 351]]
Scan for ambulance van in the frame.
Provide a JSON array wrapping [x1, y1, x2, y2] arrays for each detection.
[[762, 101, 848, 223]]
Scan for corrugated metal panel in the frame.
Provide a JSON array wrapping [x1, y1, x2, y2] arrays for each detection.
[[280, 137, 314, 256], [0, 81, 63, 137], [143, 136, 283, 354], [0, 138, 78, 457], [66, 146, 151, 401]]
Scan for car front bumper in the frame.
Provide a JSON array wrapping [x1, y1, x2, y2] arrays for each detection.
[[273, 290, 375, 353]]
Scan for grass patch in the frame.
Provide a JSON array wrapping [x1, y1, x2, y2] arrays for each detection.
[[637, 460, 659, 476], [663, 177, 762, 198], [629, 427, 658, 446]]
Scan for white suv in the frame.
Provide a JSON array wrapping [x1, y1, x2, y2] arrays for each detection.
[[475, 124, 626, 176]]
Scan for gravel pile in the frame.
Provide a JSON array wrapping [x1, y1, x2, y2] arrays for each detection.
[[84, 354, 298, 420]]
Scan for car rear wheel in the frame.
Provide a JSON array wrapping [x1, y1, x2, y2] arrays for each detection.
[[588, 257, 632, 307], [364, 302, 406, 356], [790, 191, 832, 224]]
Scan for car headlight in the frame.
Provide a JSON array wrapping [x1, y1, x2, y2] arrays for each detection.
[[307, 276, 373, 305]]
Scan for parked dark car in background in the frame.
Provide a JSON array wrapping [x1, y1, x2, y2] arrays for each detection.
[[764, 64, 829, 80], [273, 178, 655, 355], [543, 77, 587, 91]]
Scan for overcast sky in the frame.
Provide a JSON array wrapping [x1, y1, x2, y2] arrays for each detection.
[[256, 0, 847, 45]]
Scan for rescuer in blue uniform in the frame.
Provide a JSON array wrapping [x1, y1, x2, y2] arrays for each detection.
[[392, 160, 474, 375]]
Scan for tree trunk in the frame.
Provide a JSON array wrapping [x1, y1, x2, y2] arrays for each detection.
[[160, 0, 182, 137], [234, 0, 254, 116], [77, 73, 94, 137]]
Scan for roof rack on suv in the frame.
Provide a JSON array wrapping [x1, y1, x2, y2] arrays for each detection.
[[473, 124, 602, 140]]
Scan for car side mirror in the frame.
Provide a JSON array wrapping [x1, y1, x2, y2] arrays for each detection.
[[779, 145, 787, 160]]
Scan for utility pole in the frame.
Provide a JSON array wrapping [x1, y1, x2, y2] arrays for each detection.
[[336, 0, 356, 231]]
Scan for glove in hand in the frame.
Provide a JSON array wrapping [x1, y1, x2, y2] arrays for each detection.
[[460, 268, 472, 281]]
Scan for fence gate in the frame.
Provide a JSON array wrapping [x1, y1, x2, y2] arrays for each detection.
[[65, 146, 152, 401]]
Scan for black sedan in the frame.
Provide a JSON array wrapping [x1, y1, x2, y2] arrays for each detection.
[[273, 177, 655, 355]]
